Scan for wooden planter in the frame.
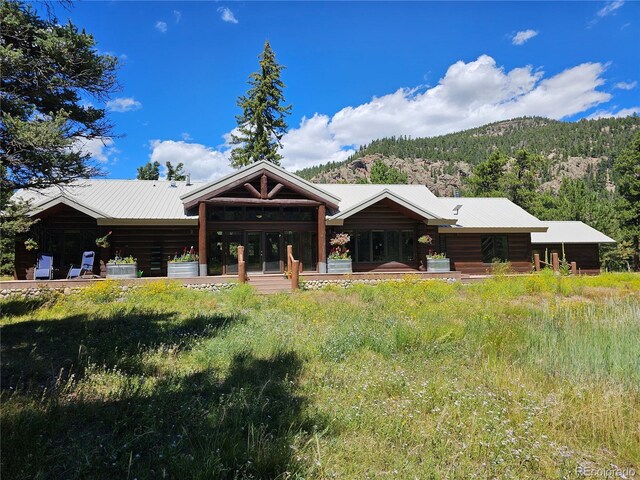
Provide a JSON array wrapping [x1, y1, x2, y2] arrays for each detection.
[[106, 263, 138, 279], [327, 258, 352, 274], [167, 261, 199, 278], [426, 258, 450, 273]]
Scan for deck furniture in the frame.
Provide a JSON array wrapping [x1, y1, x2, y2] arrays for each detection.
[[67, 251, 95, 279], [34, 253, 54, 280]]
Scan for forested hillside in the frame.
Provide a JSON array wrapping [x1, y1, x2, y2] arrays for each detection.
[[297, 116, 639, 196]]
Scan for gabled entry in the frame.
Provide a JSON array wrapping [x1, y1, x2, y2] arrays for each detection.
[[180, 161, 341, 275]]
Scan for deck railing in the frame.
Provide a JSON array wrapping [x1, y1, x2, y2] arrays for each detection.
[[286, 245, 300, 290], [237, 245, 247, 283], [534, 253, 577, 274]]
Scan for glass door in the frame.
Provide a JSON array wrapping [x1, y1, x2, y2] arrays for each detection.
[[264, 231, 282, 272], [225, 231, 242, 274], [246, 232, 262, 272]]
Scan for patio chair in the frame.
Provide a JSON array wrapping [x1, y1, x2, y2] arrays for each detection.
[[34, 253, 54, 280], [67, 251, 95, 279]]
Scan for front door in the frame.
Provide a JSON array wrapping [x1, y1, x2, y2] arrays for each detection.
[[246, 232, 262, 272], [264, 231, 282, 272]]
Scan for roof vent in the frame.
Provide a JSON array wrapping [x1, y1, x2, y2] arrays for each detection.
[[453, 204, 463, 215], [170, 179, 176, 187], [186, 174, 191, 186]]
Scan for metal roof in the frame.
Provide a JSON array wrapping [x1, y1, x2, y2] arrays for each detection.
[[436, 197, 548, 232], [12, 169, 572, 236], [317, 184, 457, 223], [15, 180, 203, 224], [531, 221, 616, 244]]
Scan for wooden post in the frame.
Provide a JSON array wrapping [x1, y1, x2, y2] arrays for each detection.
[[534, 253, 541, 272], [291, 260, 300, 291], [552, 252, 559, 272], [287, 244, 293, 275], [318, 204, 326, 273], [570, 261, 577, 275], [238, 245, 246, 284], [260, 174, 268, 199], [198, 202, 207, 276]]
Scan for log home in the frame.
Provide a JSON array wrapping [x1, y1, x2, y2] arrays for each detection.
[[12, 161, 614, 279]]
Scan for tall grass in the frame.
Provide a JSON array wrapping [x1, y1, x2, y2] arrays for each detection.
[[1, 274, 638, 478]]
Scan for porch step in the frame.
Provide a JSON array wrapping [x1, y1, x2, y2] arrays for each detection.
[[246, 275, 292, 294]]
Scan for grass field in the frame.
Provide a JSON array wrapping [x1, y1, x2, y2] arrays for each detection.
[[1, 273, 639, 479]]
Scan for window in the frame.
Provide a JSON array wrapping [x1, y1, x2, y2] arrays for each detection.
[[400, 231, 415, 262], [481, 235, 509, 263], [372, 231, 385, 261], [356, 231, 371, 262], [352, 229, 415, 263]]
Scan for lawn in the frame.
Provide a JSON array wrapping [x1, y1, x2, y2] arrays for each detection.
[[1, 273, 639, 479]]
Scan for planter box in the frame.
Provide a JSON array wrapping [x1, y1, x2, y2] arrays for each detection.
[[106, 263, 138, 279], [327, 258, 352, 274], [427, 258, 450, 273], [167, 261, 199, 278]]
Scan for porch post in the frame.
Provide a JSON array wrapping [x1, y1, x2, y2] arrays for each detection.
[[198, 202, 207, 276], [318, 204, 326, 273]]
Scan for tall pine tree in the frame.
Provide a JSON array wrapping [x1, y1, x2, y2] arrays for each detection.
[[230, 41, 291, 168], [614, 132, 640, 271]]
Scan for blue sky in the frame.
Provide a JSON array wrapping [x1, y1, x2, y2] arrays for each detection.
[[48, 1, 639, 180]]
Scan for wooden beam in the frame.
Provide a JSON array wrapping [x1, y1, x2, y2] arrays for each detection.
[[183, 171, 264, 209], [198, 202, 207, 276], [260, 174, 268, 199], [205, 197, 321, 206], [318, 204, 326, 272], [243, 183, 261, 199], [534, 253, 541, 272], [267, 183, 285, 199], [552, 252, 559, 272]]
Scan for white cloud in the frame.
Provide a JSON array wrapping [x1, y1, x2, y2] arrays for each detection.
[[587, 106, 639, 119], [73, 137, 117, 163], [149, 140, 233, 181], [615, 80, 637, 90], [173, 10, 181, 23], [217, 7, 238, 24], [589, 0, 625, 27], [511, 29, 538, 45], [277, 56, 612, 171], [155, 21, 167, 33], [162, 55, 617, 180], [106, 97, 142, 113], [597, 0, 624, 17], [181, 132, 192, 141]]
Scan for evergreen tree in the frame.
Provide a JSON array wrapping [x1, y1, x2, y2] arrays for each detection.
[[466, 151, 508, 196], [136, 161, 160, 180], [502, 149, 541, 213], [613, 132, 640, 271], [0, 0, 118, 275], [165, 161, 186, 181], [230, 41, 291, 168], [368, 160, 408, 184], [1, 0, 118, 194]]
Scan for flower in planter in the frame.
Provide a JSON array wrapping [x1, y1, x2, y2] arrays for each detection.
[[108, 255, 137, 264], [426, 251, 447, 259], [329, 233, 351, 259], [171, 246, 199, 263], [96, 231, 112, 248]]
